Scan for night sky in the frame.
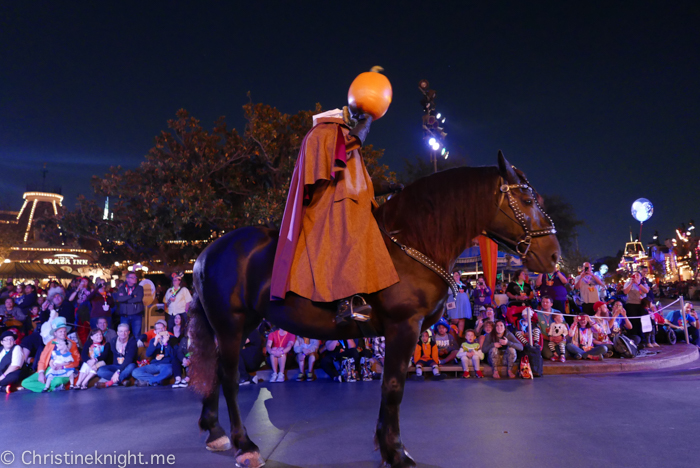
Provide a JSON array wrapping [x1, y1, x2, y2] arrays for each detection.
[[1, 2, 698, 258]]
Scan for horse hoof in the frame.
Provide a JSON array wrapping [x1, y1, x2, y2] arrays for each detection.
[[383, 449, 416, 468], [235, 451, 265, 468], [206, 435, 232, 452]]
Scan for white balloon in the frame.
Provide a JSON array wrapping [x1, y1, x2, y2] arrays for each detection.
[[631, 198, 654, 223]]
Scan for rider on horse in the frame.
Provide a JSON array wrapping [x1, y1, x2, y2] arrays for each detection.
[[270, 107, 400, 322]]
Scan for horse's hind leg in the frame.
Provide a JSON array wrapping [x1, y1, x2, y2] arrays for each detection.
[[218, 312, 265, 468], [376, 320, 419, 468], [198, 367, 231, 451]]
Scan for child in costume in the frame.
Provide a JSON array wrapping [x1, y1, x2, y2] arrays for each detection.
[[514, 308, 541, 347], [457, 329, 484, 378], [413, 330, 445, 381], [547, 314, 569, 362], [43, 338, 75, 392]]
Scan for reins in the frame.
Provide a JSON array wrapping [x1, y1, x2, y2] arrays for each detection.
[[377, 169, 556, 299]]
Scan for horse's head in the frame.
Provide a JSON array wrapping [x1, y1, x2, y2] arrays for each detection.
[[484, 151, 561, 273]]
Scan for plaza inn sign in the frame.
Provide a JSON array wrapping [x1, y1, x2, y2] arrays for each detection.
[[42, 254, 89, 266]]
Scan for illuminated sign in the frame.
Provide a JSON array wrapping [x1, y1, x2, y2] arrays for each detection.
[[43, 257, 89, 266]]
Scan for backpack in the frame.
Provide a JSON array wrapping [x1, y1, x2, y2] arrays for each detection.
[[613, 334, 638, 359], [522, 345, 544, 378]]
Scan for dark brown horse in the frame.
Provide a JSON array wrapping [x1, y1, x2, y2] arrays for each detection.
[[188, 151, 560, 468]]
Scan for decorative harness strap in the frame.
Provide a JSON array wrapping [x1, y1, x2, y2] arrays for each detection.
[[484, 176, 556, 257], [378, 226, 459, 298]]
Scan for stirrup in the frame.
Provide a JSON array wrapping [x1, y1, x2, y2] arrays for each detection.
[[335, 295, 372, 323]]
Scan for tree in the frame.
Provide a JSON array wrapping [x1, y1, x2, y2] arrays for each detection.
[[540, 194, 584, 256], [56, 102, 394, 270]]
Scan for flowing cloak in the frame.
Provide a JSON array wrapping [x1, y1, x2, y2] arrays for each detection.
[[270, 117, 399, 302]]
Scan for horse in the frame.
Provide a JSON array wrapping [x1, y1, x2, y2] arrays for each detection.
[[188, 151, 560, 468]]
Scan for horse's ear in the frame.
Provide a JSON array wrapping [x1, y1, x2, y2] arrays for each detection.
[[498, 150, 518, 183]]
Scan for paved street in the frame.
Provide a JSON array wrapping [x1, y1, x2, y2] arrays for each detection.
[[2, 359, 700, 468]]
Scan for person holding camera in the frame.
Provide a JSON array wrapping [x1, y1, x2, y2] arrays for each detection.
[[623, 271, 649, 343], [574, 262, 605, 316], [132, 329, 175, 386], [472, 276, 492, 317]]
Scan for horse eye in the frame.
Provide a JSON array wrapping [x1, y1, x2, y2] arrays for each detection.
[[523, 198, 533, 206]]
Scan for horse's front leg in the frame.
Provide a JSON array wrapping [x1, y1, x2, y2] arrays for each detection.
[[376, 319, 420, 468], [217, 312, 265, 468]]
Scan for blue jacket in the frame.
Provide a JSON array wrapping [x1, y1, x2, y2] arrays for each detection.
[[145, 337, 175, 364]]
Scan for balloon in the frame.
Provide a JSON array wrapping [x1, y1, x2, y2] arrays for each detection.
[[347, 66, 392, 120], [631, 198, 654, 223]]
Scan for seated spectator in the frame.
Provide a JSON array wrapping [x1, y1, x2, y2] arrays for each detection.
[[370, 336, 385, 377], [9, 283, 24, 300], [266, 328, 295, 383], [412, 330, 446, 381], [21, 317, 80, 392], [353, 338, 375, 381], [96, 323, 138, 388], [132, 330, 175, 386], [1, 298, 27, 326], [41, 338, 77, 392], [478, 320, 495, 349], [168, 313, 187, 340], [172, 328, 191, 388], [591, 301, 616, 357], [433, 319, 459, 365], [0, 330, 25, 389], [143, 320, 174, 345], [457, 329, 484, 378], [547, 313, 569, 362], [535, 296, 559, 360], [481, 320, 522, 379], [664, 303, 699, 345], [20, 306, 64, 371], [513, 308, 541, 348], [17, 284, 38, 318], [0, 279, 15, 301], [567, 314, 607, 361], [74, 328, 111, 389], [318, 340, 346, 382], [86, 279, 114, 329], [293, 336, 319, 381], [611, 301, 640, 346], [96, 317, 117, 343], [475, 307, 496, 336], [239, 322, 270, 385]]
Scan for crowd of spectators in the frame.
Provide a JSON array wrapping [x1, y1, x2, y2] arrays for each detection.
[[1, 261, 698, 389], [0, 271, 194, 392]]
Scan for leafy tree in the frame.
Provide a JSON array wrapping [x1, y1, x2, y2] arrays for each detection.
[[55, 102, 394, 270], [541, 194, 584, 256]]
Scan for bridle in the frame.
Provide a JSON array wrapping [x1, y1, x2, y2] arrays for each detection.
[[484, 175, 557, 258]]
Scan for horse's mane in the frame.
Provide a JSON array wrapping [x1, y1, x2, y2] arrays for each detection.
[[376, 166, 501, 270]]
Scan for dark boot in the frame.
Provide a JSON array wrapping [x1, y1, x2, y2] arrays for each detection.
[[335, 295, 372, 323]]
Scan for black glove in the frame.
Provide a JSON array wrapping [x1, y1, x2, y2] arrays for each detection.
[[348, 113, 373, 145]]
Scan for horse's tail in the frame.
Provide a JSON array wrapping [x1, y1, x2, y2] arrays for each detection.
[[188, 292, 218, 396]]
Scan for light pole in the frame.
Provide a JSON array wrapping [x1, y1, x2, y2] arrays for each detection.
[[419, 79, 447, 173]]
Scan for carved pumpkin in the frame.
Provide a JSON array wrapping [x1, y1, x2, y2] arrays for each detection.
[[347, 66, 393, 120]]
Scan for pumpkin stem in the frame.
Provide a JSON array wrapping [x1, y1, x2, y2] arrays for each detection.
[[370, 66, 384, 73]]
